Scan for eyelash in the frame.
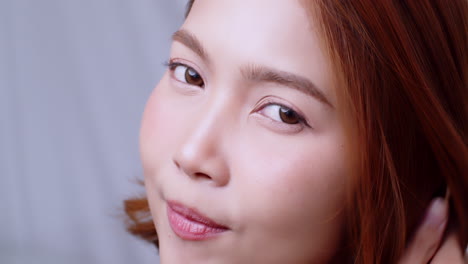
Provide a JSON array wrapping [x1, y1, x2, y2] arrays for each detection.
[[164, 59, 205, 88], [256, 98, 311, 128]]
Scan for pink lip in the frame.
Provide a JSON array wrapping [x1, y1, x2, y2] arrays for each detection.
[[167, 201, 229, 240]]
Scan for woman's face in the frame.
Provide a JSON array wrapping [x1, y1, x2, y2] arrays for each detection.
[[140, 0, 349, 263]]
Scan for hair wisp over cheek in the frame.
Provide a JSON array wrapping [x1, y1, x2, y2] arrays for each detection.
[[124, 193, 158, 247]]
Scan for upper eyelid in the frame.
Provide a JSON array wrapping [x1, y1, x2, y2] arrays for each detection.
[[257, 99, 311, 128], [258, 98, 302, 119], [166, 59, 197, 71], [167, 61, 187, 70], [253, 104, 308, 134]]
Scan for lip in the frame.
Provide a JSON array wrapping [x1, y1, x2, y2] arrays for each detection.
[[167, 201, 229, 240]]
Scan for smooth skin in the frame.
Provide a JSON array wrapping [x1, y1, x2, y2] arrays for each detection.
[[140, 0, 466, 263]]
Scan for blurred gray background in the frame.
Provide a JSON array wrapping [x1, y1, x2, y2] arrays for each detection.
[[0, 0, 187, 263]]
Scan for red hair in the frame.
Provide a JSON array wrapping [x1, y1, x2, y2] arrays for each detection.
[[312, 0, 468, 262], [125, 1, 468, 263]]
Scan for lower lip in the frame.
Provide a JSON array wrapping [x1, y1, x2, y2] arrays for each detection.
[[167, 204, 228, 241]]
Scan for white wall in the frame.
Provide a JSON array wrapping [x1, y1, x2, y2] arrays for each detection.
[[0, 1, 186, 263]]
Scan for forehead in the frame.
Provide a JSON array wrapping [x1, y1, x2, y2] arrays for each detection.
[[189, 2, 328, 72], [186, 0, 313, 61]]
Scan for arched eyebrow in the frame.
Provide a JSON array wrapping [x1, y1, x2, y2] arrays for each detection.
[[172, 29, 332, 108], [241, 64, 333, 108], [172, 29, 210, 64]]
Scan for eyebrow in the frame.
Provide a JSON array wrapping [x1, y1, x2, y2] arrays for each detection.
[[241, 64, 333, 107], [172, 29, 332, 107], [172, 29, 210, 64]]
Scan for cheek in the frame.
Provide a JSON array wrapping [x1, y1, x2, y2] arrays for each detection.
[[240, 138, 346, 223], [231, 130, 348, 260], [139, 82, 183, 176]]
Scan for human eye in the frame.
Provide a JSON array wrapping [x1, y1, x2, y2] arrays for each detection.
[[256, 98, 311, 131], [259, 104, 304, 124], [166, 60, 205, 88]]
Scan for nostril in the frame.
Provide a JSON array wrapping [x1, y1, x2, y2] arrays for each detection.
[[194, 172, 212, 180], [173, 158, 212, 180], [173, 159, 181, 169]]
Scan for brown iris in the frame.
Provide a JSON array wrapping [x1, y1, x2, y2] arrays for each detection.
[[185, 67, 204, 87], [279, 107, 300, 124]]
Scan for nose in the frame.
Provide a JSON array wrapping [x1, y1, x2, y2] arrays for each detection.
[[172, 102, 231, 187]]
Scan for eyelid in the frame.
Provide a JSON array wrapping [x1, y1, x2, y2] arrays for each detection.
[[255, 97, 312, 128], [164, 58, 206, 87]]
